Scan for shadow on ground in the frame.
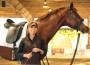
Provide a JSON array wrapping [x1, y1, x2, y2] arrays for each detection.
[[0, 57, 90, 65]]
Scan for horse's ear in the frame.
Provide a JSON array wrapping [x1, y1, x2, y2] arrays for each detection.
[[70, 2, 73, 10]]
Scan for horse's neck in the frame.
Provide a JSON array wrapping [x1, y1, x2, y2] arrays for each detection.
[[37, 16, 65, 45]]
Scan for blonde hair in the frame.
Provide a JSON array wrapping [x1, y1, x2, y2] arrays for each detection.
[[26, 22, 38, 37]]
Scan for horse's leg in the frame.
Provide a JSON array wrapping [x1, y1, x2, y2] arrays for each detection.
[[0, 46, 12, 60]]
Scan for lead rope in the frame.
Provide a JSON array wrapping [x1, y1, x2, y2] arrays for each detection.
[[24, 52, 32, 65], [24, 51, 35, 65], [24, 54, 49, 65], [70, 32, 80, 65]]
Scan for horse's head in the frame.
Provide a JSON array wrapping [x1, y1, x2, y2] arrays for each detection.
[[65, 2, 89, 33], [36, 3, 89, 45]]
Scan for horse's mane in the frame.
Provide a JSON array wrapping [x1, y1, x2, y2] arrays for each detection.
[[37, 6, 77, 22], [37, 7, 66, 21]]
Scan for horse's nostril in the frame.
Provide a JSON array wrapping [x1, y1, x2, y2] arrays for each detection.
[[81, 27, 89, 33], [87, 27, 89, 32]]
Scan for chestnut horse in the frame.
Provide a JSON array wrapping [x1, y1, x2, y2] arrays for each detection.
[[0, 3, 89, 60]]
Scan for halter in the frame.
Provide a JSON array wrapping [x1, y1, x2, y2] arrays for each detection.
[[67, 8, 84, 31], [68, 8, 82, 65]]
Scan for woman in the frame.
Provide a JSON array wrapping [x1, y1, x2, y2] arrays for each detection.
[[17, 22, 47, 65]]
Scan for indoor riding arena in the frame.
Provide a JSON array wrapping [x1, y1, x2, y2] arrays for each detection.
[[0, 0, 90, 65]]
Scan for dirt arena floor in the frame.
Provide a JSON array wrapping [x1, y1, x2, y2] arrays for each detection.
[[0, 57, 90, 65]]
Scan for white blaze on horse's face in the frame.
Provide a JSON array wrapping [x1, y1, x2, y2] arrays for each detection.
[[28, 26, 38, 35]]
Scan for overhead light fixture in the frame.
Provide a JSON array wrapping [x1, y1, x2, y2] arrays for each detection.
[[34, 18, 38, 21], [48, 8, 52, 12], [43, 0, 49, 8], [2, 0, 6, 7]]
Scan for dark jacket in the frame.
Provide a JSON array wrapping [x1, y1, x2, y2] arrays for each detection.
[[17, 36, 47, 65]]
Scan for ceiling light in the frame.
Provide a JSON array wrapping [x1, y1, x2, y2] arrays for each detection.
[[48, 8, 52, 12], [43, 0, 49, 8], [34, 18, 38, 21]]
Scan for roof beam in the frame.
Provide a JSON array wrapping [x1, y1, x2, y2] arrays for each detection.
[[6, 0, 33, 22]]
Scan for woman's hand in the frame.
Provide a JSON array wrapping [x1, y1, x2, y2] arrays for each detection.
[[32, 48, 40, 52], [32, 48, 44, 55], [23, 53, 32, 59]]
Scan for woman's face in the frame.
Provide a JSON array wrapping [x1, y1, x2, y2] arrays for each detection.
[[28, 26, 38, 35]]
